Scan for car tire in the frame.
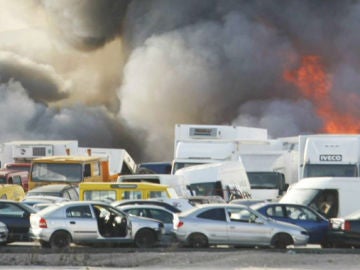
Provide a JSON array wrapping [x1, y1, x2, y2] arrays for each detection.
[[271, 233, 292, 249], [50, 231, 71, 249], [188, 233, 208, 248], [134, 229, 156, 248]]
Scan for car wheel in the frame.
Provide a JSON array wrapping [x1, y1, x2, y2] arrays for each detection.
[[188, 233, 208, 248], [271, 233, 292, 249], [50, 231, 71, 249], [134, 229, 156, 248]]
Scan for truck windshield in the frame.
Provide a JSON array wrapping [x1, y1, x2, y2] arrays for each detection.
[[247, 172, 281, 189], [31, 163, 83, 183], [172, 162, 204, 174], [303, 164, 357, 177], [188, 182, 220, 197]]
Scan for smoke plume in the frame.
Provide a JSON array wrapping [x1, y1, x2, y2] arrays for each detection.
[[1, 0, 360, 162]]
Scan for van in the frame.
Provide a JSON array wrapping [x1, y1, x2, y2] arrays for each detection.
[[0, 184, 26, 201], [175, 161, 252, 202], [280, 177, 360, 219], [79, 182, 179, 202], [117, 174, 190, 197]]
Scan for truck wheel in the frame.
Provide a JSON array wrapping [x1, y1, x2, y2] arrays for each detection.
[[188, 233, 208, 248], [134, 229, 156, 248], [50, 231, 71, 249], [271, 233, 292, 249]]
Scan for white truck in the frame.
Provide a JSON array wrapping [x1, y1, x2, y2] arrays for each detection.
[[0, 140, 79, 167], [298, 134, 360, 180], [239, 137, 299, 200], [0, 141, 137, 177], [172, 124, 268, 173], [174, 161, 252, 202]]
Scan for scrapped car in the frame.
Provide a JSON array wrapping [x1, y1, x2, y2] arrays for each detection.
[[26, 184, 79, 201], [0, 184, 26, 201], [175, 204, 309, 249], [251, 202, 330, 246], [30, 201, 165, 249], [0, 221, 8, 244], [0, 200, 37, 243], [328, 209, 360, 248]]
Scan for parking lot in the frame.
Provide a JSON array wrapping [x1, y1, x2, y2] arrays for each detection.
[[1, 243, 360, 269]]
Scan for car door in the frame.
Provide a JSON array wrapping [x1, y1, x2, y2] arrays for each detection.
[[0, 202, 31, 241], [226, 206, 271, 245], [196, 208, 228, 244], [65, 205, 98, 241]]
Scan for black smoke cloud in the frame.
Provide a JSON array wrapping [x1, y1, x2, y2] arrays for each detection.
[[1, 0, 360, 162]]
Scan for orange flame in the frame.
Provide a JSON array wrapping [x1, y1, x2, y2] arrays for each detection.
[[283, 55, 360, 133]]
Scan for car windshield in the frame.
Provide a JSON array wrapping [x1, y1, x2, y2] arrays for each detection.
[[280, 188, 319, 205], [31, 163, 83, 183]]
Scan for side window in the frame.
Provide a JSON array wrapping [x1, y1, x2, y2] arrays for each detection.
[[197, 208, 226, 221], [84, 164, 91, 177], [149, 209, 173, 224], [266, 206, 285, 217], [0, 203, 25, 217], [311, 189, 339, 218], [66, 205, 92, 218], [227, 207, 253, 222], [93, 162, 101, 176], [12, 176, 22, 186]]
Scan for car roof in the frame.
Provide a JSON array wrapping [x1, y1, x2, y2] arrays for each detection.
[[28, 184, 75, 192], [118, 204, 173, 212]]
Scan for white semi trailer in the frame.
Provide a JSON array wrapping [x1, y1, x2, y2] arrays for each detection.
[[298, 134, 360, 180]]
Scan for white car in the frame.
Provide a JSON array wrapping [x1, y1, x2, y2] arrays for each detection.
[[30, 201, 165, 249], [175, 203, 309, 248]]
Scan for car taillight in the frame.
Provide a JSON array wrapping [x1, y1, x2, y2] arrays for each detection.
[[343, 220, 351, 232], [39, 217, 48, 228], [177, 221, 184, 228]]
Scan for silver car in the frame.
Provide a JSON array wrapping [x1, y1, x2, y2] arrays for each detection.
[[175, 204, 309, 248], [30, 201, 165, 249], [0, 221, 8, 244]]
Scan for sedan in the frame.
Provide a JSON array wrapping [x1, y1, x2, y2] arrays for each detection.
[[175, 203, 309, 249], [251, 202, 330, 246], [30, 201, 165, 249], [0, 200, 37, 243], [327, 209, 360, 248]]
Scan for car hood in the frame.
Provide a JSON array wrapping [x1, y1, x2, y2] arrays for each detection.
[[267, 217, 305, 231]]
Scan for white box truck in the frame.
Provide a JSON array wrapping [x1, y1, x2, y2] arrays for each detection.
[[172, 124, 268, 173], [298, 134, 360, 180], [0, 140, 79, 167], [239, 137, 298, 200], [174, 161, 252, 202]]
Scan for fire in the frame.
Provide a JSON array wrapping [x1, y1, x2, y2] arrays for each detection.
[[283, 55, 360, 133]]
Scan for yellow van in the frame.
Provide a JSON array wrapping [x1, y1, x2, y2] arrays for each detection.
[[0, 184, 26, 201], [79, 182, 179, 202]]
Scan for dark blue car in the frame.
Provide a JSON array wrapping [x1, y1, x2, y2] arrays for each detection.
[[251, 202, 330, 247], [0, 200, 37, 243]]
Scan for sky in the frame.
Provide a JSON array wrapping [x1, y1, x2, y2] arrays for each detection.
[[1, 0, 360, 162]]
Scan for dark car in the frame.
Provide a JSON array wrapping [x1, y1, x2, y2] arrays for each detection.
[[0, 200, 37, 243], [328, 209, 360, 248], [251, 202, 330, 246], [26, 184, 79, 201], [111, 199, 182, 213]]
